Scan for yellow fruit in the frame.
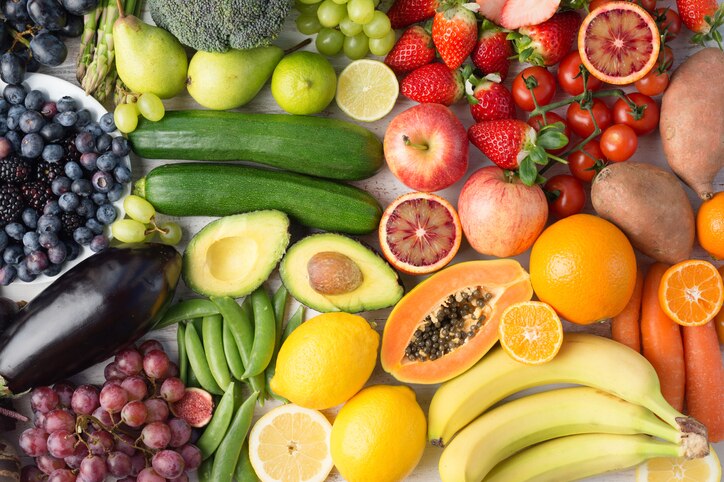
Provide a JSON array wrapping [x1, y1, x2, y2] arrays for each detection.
[[270, 312, 378, 410], [636, 445, 721, 482], [530, 214, 637, 325], [331, 385, 426, 482]]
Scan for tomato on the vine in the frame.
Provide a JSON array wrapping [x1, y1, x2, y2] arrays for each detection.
[[600, 124, 638, 162], [527, 112, 571, 155], [544, 174, 587, 219], [612, 93, 660, 136], [654, 7, 682, 40], [589, 0, 615, 10], [568, 139, 606, 182], [557, 51, 604, 96], [512, 66, 557, 112], [635, 69, 670, 96], [566, 99, 612, 138], [633, 0, 657, 11], [658, 46, 674, 70]]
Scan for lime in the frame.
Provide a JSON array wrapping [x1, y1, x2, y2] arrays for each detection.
[[335, 59, 398, 122], [271, 51, 337, 115]]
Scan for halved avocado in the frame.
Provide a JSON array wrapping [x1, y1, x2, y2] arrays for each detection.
[[183, 210, 290, 297], [279, 233, 404, 313]]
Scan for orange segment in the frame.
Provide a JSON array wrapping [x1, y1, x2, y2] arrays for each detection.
[[498, 301, 563, 365], [636, 445, 721, 482], [658, 260, 724, 327]]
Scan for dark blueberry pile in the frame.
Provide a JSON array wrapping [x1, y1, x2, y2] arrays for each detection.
[[0, 82, 131, 284]]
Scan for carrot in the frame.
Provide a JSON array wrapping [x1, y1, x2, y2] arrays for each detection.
[[640, 263, 685, 411], [682, 321, 724, 442], [716, 266, 724, 345], [611, 269, 644, 352]]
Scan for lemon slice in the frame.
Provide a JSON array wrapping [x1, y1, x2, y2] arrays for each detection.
[[636, 446, 722, 482], [335, 59, 399, 122], [249, 404, 333, 482]]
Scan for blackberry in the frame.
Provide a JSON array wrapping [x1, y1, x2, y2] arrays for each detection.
[[35, 160, 65, 184], [0, 156, 32, 184], [60, 212, 84, 238], [0, 185, 25, 223], [62, 136, 81, 164], [20, 181, 54, 212]]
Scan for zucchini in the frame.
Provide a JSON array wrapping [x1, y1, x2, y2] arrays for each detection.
[[128, 110, 383, 181], [136, 163, 382, 234]]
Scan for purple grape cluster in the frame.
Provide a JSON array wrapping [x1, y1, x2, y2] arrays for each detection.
[[18, 340, 202, 482]]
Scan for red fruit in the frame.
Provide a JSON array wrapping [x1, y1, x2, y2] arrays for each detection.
[[676, 0, 722, 34], [511, 11, 581, 66], [170, 388, 214, 428], [566, 98, 612, 138], [612, 92, 660, 136], [401, 63, 464, 106], [468, 119, 537, 170], [468, 78, 515, 122], [512, 66, 557, 111], [499, 0, 561, 29], [544, 174, 587, 219], [654, 7, 682, 39], [384, 26, 436, 74], [557, 50, 604, 96], [388, 0, 440, 29], [475, 0, 505, 23], [432, 2, 478, 70], [471, 23, 513, 80]]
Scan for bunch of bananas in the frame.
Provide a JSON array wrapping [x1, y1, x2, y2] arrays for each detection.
[[429, 333, 711, 482]]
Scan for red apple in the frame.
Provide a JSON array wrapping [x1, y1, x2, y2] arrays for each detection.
[[383, 103, 468, 192], [458, 166, 548, 257]]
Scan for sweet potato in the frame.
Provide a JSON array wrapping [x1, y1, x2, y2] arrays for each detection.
[[660, 48, 724, 200], [591, 162, 694, 264]]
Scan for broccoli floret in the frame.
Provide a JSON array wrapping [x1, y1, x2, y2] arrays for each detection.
[[149, 0, 293, 53]]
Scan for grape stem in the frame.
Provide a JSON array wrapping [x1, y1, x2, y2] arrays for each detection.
[[0, 405, 28, 422]]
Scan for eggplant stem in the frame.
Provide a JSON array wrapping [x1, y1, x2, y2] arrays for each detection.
[[0, 405, 28, 422]]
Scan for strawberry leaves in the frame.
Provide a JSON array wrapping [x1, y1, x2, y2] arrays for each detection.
[[519, 123, 568, 186]]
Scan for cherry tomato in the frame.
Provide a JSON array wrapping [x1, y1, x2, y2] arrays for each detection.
[[557, 51, 604, 96], [600, 124, 638, 162], [512, 66, 557, 112], [612, 93, 660, 136], [568, 139, 606, 182], [654, 7, 681, 40], [544, 174, 587, 219], [658, 46, 674, 71], [566, 99, 612, 138], [527, 112, 571, 155], [633, 0, 657, 11], [635, 69, 670, 96]]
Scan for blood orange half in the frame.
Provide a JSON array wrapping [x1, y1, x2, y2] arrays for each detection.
[[379, 192, 462, 275], [578, 1, 660, 85]]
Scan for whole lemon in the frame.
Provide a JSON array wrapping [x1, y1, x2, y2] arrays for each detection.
[[270, 312, 378, 410], [331, 385, 426, 482]]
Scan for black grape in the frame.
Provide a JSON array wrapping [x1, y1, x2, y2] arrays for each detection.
[[0, 53, 25, 84], [29, 32, 67, 66], [3, 0, 31, 26], [61, 0, 98, 16], [59, 13, 83, 37], [26, 0, 67, 31]]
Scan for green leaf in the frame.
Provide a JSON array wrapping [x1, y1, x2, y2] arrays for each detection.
[[529, 147, 548, 166], [518, 158, 537, 186], [537, 130, 568, 150]]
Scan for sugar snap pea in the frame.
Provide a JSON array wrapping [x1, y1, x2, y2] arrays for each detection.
[[202, 314, 232, 389], [272, 285, 288, 347], [154, 298, 220, 329], [234, 439, 259, 482], [198, 455, 214, 482], [282, 305, 305, 342], [242, 287, 276, 378], [184, 323, 223, 395], [222, 317, 245, 380], [197, 382, 237, 460], [187, 365, 200, 388], [266, 305, 305, 401], [211, 391, 259, 481], [177, 322, 188, 385]]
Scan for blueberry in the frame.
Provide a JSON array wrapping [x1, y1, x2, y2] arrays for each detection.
[[16, 261, 36, 282], [91, 192, 108, 205], [23, 245, 33, 256], [5, 222, 25, 240], [21, 208, 38, 229], [40, 122, 64, 143], [73, 226, 92, 245], [0, 265, 17, 285], [55, 111, 77, 127], [90, 235, 108, 253], [58, 192, 80, 212], [111, 137, 130, 157], [81, 122, 102, 137], [4, 84, 27, 105], [24, 90, 45, 111], [51, 176, 72, 196], [71, 178, 92, 197], [95, 133, 112, 152], [3, 244, 23, 264], [0, 100, 8, 116], [25, 250, 49, 274], [20, 132, 44, 158], [65, 241, 80, 261], [39, 231, 59, 249], [46, 241, 66, 263], [107, 182, 124, 202], [91, 170, 114, 193], [96, 152, 119, 172], [75, 109, 91, 127], [37, 214, 61, 233], [95, 204, 116, 225], [76, 198, 95, 218], [41, 143, 63, 162], [8, 104, 25, 118], [43, 200, 61, 216], [19, 110, 45, 133], [85, 217, 103, 235], [99, 112, 116, 133], [5, 130, 21, 152], [0, 117, 7, 136], [79, 152, 97, 171], [64, 161, 82, 180], [43, 263, 62, 277], [74, 131, 94, 154], [56, 96, 76, 113], [22, 231, 40, 250], [113, 165, 132, 184], [0, 231, 7, 251]]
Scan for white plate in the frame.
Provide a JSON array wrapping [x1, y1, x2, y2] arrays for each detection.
[[0, 73, 130, 296]]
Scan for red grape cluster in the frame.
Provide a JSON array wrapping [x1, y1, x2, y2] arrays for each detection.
[[18, 340, 202, 482]]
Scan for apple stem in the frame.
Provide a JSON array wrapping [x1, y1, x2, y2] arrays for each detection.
[[403, 135, 428, 151]]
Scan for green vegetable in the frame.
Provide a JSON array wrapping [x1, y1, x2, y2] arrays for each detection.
[[272, 285, 288, 349], [155, 298, 220, 329], [197, 382, 237, 460], [282, 306, 305, 341], [187, 365, 200, 388], [235, 440, 259, 482], [198, 455, 214, 482], [243, 286, 276, 379], [266, 305, 304, 401], [177, 322, 188, 385], [211, 391, 259, 481], [128, 110, 383, 181], [223, 318, 245, 381], [202, 315, 232, 390], [148, 0, 292, 52], [184, 323, 223, 395]]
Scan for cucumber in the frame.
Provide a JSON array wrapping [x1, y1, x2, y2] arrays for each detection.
[[136, 163, 382, 234], [128, 110, 383, 181]]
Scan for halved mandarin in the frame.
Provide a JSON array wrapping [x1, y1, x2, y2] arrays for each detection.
[[498, 301, 564, 365], [636, 445, 721, 482], [658, 260, 724, 327]]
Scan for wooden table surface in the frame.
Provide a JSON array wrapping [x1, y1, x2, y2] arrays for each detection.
[[2, 0, 723, 480]]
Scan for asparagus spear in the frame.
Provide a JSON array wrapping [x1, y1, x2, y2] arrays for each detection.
[[83, 0, 119, 95], [76, 6, 101, 83]]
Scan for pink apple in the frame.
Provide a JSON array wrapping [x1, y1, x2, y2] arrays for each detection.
[[458, 166, 548, 257], [383, 103, 468, 192]]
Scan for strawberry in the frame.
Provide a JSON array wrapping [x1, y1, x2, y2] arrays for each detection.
[[432, 1, 479, 70], [499, 0, 561, 29], [676, 0, 724, 46], [509, 11, 581, 66], [471, 21, 512, 80], [384, 26, 436, 74], [388, 0, 440, 29], [474, 0, 505, 24], [466, 75, 515, 122], [401, 63, 465, 106]]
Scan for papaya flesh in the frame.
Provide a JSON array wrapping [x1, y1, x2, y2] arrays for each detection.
[[381, 260, 533, 384]]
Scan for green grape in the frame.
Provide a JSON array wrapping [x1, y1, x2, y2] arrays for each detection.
[[369, 29, 396, 56], [339, 16, 363, 36], [111, 219, 147, 244], [157, 221, 183, 245], [297, 0, 322, 4], [316, 28, 345, 56], [331, 0, 348, 3], [347, 0, 375, 24], [296, 1, 320, 14], [123, 194, 156, 224], [296, 13, 322, 34], [372, 0, 380, 5], [362, 10, 391, 38], [114, 103, 139, 134], [144, 229, 157, 243], [317, 0, 347, 27], [137, 93, 165, 122], [343, 32, 369, 60]]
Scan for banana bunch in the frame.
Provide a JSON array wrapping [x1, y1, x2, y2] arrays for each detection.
[[430, 333, 711, 482]]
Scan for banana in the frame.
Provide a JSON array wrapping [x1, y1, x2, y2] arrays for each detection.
[[428, 333, 708, 457], [438, 386, 682, 482], [484, 433, 683, 482]]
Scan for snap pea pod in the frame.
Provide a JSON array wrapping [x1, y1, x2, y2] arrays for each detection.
[[198, 455, 214, 482], [272, 285, 288, 348], [211, 391, 259, 481], [282, 305, 305, 342], [222, 317, 245, 380], [184, 323, 223, 395], [187, 363, 200, 388], [234, 439, 259, 482], [176, 322, 188, 385], [154, 298, 220, 329], [202, 314, 232, 390], [265, 305, 305, 401], [242, 287, 276, 378], [197, 382, 237, 460]]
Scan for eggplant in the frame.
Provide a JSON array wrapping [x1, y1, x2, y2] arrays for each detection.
[[0, 244, 181, 396]]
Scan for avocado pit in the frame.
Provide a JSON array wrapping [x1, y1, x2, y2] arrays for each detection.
[[307, 251, 363, 295]]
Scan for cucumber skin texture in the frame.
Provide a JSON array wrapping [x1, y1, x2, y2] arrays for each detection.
[[128, 110, 384, 181], [140, 163, 383, 235]]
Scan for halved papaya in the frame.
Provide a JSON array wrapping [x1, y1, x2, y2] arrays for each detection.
[[381, 260, 533, 384]]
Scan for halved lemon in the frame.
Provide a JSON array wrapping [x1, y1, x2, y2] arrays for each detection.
[[248, 404, 333, 482], [335, 59, 399, 122], [498, 301, 564, 365], [578, 1, 660, 85], [636, 446, 722, 482]]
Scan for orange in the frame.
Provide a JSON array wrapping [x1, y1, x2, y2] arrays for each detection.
[[716, 266, 724, 344], [529, 214, 637, 325], [697, 192, 724, 260], [658, 260, 724, 327], [578, 1, 660, 85], [498, 301, 563, 365], [636, 445, 721, 482]]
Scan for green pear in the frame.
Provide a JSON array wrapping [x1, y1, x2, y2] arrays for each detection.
[[113, 1, 188, 99]]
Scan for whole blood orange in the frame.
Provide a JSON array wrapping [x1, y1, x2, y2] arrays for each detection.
[[578, 1, 660, 85]]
